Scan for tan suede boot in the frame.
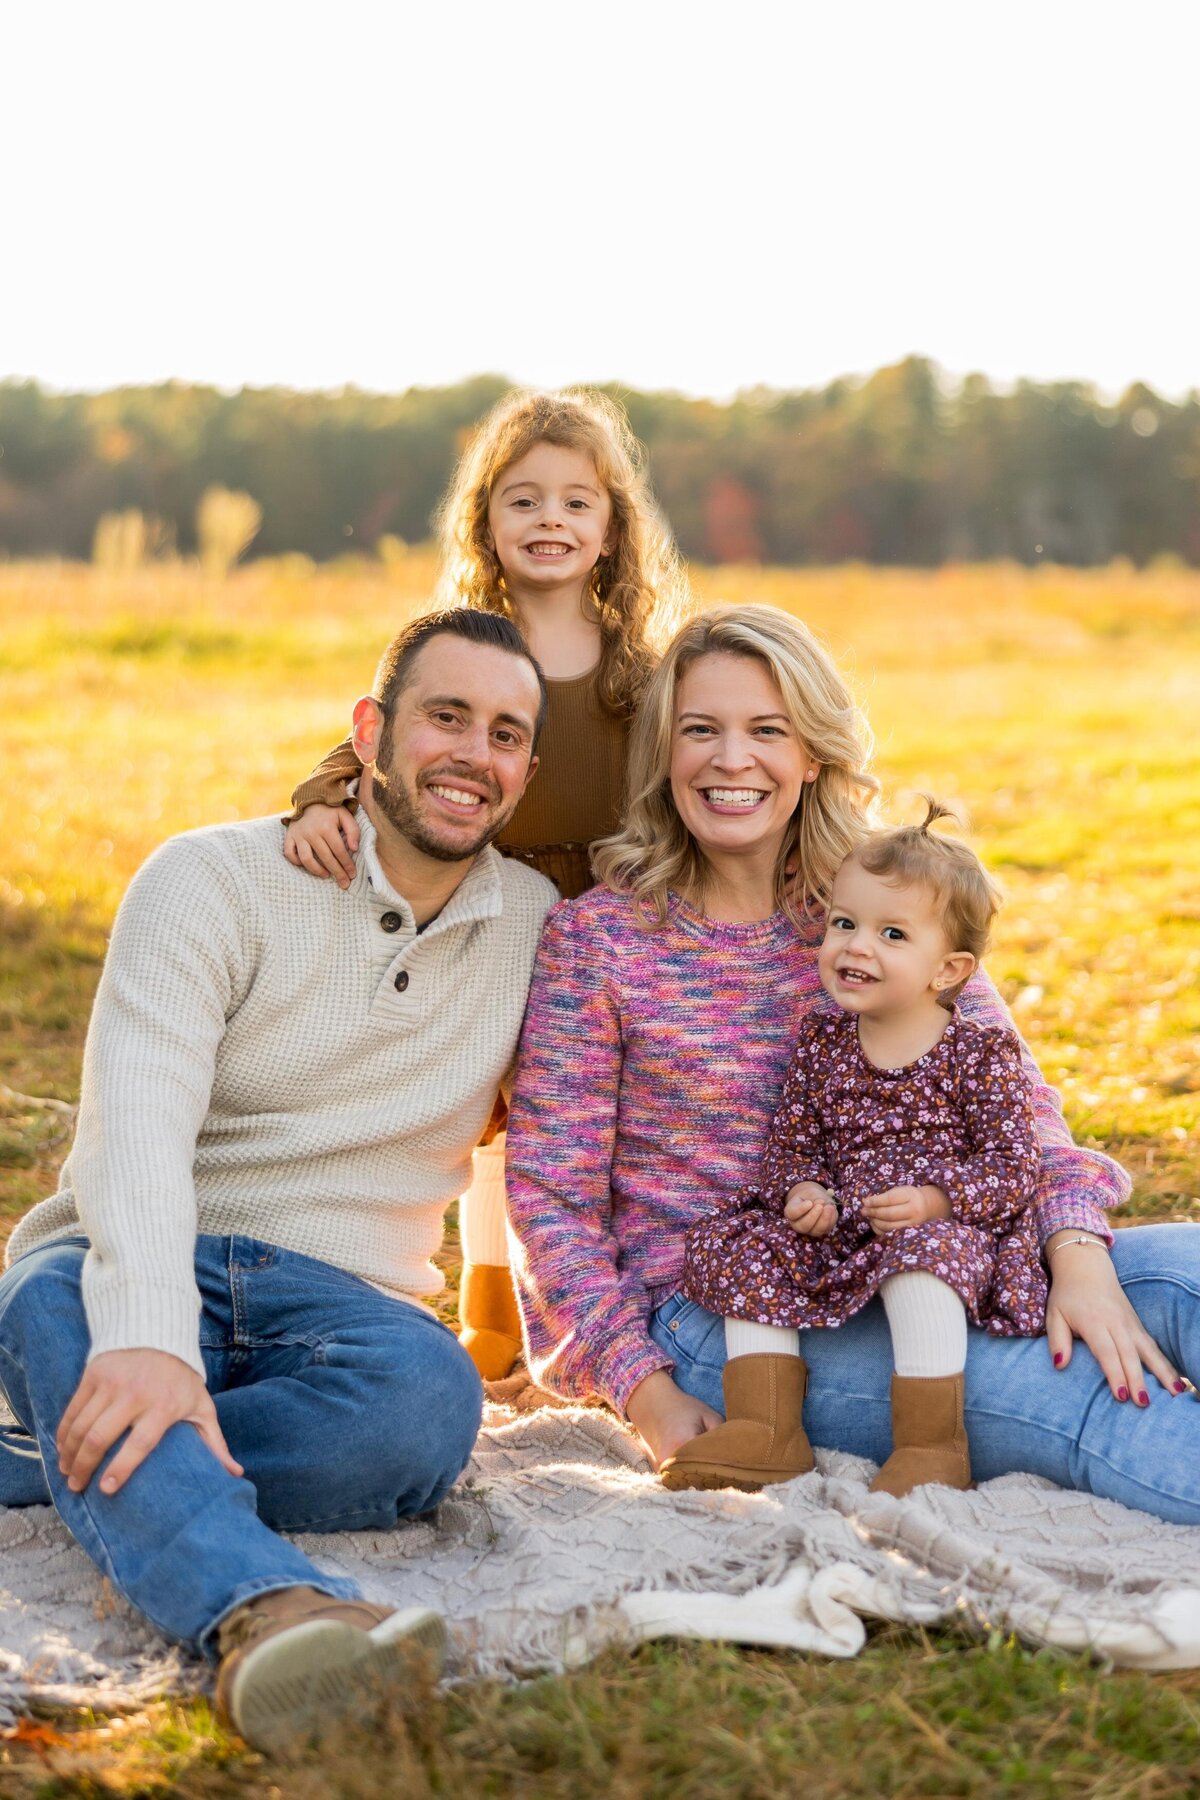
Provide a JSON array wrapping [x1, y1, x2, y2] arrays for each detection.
[[659, 1354, 815, 1492], [869, 1372, 973, 1497], [215, 1585, 445, 1756], [458, 1262, 523, 1381]]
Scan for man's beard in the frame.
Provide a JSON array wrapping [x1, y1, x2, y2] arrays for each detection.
[[371, 761, 508, 864]]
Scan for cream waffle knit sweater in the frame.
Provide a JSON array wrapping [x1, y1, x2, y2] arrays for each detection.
[[7, 814, 556, 1375]]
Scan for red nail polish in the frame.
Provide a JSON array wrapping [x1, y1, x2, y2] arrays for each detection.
[[1137, 1391, 1150, 1407], [1117, 1386, 1129, 1402], [1174, 1380, 1188, 1394], [1053, 1352, 1064, 1367]]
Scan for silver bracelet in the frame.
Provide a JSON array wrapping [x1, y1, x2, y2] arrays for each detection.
[[1047, 1235, 1110, 1260]]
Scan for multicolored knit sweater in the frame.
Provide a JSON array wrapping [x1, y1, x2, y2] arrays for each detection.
[[505, 886, 1129, 1414]]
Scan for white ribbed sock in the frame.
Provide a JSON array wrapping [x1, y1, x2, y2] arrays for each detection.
[[458, 1134, 510, 1268], [724, 1318, 801, 1361], [880, 1272, 967, 1377]]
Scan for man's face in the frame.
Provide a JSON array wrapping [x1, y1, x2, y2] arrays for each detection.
[[356, 634, 541, 864]]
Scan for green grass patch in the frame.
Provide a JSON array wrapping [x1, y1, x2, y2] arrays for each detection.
[[3, 1632, 1198, 1797]]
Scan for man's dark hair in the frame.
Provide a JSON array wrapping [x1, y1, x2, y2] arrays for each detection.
[[372, 607, 548, 748]]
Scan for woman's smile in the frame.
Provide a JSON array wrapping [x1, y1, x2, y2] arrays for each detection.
[[697, 785, 770, 814]]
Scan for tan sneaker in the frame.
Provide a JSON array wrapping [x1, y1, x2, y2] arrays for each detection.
[[659, 1353, 815, 1492], [215, 1584, 446, 1756], [869, 1372, 973, 1497]]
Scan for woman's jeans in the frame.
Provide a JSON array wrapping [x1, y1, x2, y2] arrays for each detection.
[[652, 1222, 1200, 1525], [0, 1235, 482, 1655]]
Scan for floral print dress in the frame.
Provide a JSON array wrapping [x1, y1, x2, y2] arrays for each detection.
[[683, 1007, 1048, 1336]]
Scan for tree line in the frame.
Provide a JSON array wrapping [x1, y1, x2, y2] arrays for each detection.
[[1, 359, 1196, 566]]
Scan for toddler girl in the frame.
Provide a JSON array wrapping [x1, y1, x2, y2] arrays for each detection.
[[666, 801, 1046, 1498], [283, 388, 686, 1378]]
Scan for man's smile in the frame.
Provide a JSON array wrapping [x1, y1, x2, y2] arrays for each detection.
[[426, 783, 485, 810]]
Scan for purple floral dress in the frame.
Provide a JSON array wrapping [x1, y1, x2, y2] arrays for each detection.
[[684, 1007, 1048, 1336]]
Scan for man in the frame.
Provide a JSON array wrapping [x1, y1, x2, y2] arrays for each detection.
[[0, 608, 556, 1754]]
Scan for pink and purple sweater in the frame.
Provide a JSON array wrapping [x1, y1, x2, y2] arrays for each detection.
[[505, 886, 1128, 1414]]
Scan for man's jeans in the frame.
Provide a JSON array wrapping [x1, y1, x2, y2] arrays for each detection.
[[652, 1223, 1200, 1525], [0, 1235, 482, 1655]]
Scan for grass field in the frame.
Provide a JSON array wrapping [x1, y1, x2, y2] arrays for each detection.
[[1, 559, 1198, 1795]]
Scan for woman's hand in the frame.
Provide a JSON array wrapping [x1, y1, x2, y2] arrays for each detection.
[[283, 804, 360, 888], [863, 1184, 951, 1236], [625, 1369, 722, 1470], [1045, 1232, 1186, 1404], [784, 1181, 838, 1237]]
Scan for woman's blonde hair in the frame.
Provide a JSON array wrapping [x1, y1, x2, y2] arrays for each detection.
[[592, 604, 879, 924], [436, 387, 687, 717]]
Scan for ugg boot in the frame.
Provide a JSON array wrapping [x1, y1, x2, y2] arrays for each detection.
[[659, 1354, 815, 1492], [215, 1585, 446, 1756], [869, 1372, 972, 1497], [458, 1262, 523, 1381]]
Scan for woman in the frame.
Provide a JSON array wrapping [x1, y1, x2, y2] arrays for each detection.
[[505, 604, 1200, 1524]]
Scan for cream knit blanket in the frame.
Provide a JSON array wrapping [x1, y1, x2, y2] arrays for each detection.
[[2, 1391, 1199, 1721]]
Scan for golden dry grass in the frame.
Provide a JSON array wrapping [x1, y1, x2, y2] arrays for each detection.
[[3, 557, 1197, 1220], [1, 558, 1198, 1795]]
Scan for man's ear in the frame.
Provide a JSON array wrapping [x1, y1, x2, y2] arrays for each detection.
[[934, 951, 975, 994], [521, 752, 540, 792], [351, 696, 384, 767]]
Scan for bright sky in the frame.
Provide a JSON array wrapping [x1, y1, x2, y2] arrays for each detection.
[[6, 0, 1197, 401]]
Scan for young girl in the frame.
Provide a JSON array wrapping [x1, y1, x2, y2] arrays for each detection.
[[666, 801, 1046, 1499], [283, 388, 686, 1380]]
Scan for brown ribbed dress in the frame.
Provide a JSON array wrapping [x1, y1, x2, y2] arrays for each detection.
[[288, 668, 630, 901]]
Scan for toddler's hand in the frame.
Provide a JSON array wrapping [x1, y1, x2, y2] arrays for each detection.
[[784, 1181, 838, 1238], [283, 804, 360, 889], [862, 1184, 951, 1237]]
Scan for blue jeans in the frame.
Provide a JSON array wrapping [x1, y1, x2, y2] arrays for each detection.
[[652, 1222, 1200, 1525], [0, 1235, 482, 1654]]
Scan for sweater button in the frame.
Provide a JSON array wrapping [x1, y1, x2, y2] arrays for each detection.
[[380, 911, 402, 933], [394, 970, 409, 993]]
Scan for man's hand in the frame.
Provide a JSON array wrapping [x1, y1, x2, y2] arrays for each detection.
[[283, 804, 360, 889], [784, 1181, 838, 1238], [56, 1349, 243, 1497], [862, 1184, 952, 1237], [625, 1369, 722, 1470]]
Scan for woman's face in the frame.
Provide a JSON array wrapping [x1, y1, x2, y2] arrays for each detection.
[[670, 651, 816, 865]]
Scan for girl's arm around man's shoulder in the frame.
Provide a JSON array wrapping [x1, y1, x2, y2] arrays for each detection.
[[285, 735, 362, 821]]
